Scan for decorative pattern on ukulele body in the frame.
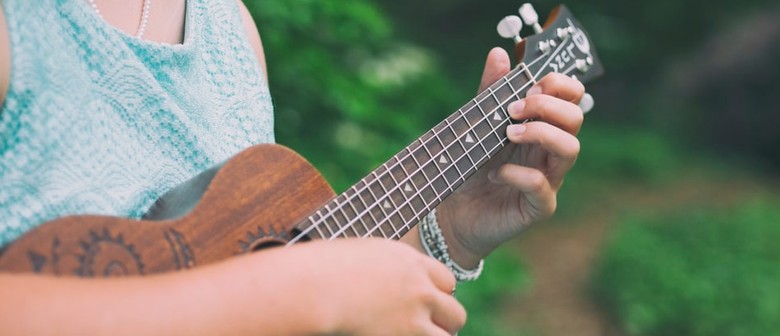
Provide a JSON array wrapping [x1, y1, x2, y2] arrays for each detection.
[[26, 237, 62, 274], [239, 226, 291, 252], [75, 228, 145, 277], [164, 228, 195, 270]]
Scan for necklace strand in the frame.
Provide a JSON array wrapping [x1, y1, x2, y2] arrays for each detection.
[[86, 0, 152, 38]]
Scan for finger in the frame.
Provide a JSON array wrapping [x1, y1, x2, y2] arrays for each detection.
[[429, 291, 467, 335], [495, 164, 556, 218], [478, 47, 511, 92], [420, 255, 457, 294], [526, 72, 585, 104], [417, 324, 455, 336], [506, 122, 580, 188], [508, 94, 584, 135]]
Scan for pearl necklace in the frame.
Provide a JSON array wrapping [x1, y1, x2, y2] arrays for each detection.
[[86, 0, 152, 38]]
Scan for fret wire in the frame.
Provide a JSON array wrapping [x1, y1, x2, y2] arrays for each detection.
[[369, 171, 391, 238], [431, 130, 459, 189], [294, 65, 536, 244], [321, 205, 338, 237], [309, 218, 326, 239], [328, 196, 355, 238], [456, 108, 485, 173], [347, 187, 373, 236], [444, 117, 468, 154], [408, 146, 440, 204], [458, 109, 478, 171], [382, 164, 406, 235], [338, 202, 360, 237], [306, 212, 327, 239], [443, 118, 469, 183], [503, 76, 519, 108], [487, 88, 509, 143], [472, 97, 497, 162], [397, 148, 419, 234]]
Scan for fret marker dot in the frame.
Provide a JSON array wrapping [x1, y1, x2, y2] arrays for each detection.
[[439, 155, 448, 164], [404, 183, 413, 192], [493, 111, 503, 121], [465, 134, 475, 143], [384, 200, 392, 209]]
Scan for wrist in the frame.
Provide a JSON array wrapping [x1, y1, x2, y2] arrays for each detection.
[[419, 209, 484, 282], [435, 200, 495, 269]]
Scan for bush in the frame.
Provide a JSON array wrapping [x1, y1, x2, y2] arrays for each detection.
[[245, 0, 463, 191], [592, 200, 780, 335]]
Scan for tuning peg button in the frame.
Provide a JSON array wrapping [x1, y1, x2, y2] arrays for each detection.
[[576, 59, 590, 72], [519, 3, 543, 33], [497, 15, 524, 43], [557, 28, 571, 39], [579, 93, 594, 114], [538, 41, 550, 53]]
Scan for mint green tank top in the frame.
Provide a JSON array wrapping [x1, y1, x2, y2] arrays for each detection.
[[0, 0, 275, 247]]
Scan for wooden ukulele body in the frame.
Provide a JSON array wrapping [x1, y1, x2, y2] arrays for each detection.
[[0, 145, 335, 276]]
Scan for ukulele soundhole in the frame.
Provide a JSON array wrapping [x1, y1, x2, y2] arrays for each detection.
[[240, 226, 290, 252], [75, 228, 145, 277]]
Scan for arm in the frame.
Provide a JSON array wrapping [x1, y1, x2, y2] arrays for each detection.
[[1, 6, 11, 106], [0, 251, 315, 335], [0, 239, 464, 335]]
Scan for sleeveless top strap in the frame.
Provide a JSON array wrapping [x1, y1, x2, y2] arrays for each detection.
[[0, 0, 275, 247]]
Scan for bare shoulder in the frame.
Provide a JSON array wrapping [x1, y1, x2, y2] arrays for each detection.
[[0, 6, 10, 106], [235, 0, 267, 79]]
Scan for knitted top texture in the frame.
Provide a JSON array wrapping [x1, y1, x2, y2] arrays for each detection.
[[0, 0, 275, 247]]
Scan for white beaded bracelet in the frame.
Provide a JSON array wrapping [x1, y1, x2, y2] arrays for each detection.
[[419, 209, 484, 282]]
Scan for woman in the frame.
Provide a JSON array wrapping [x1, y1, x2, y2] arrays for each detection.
[[0, 0, 585, 334]]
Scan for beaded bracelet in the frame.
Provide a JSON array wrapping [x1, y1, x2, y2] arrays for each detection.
[[419, 209, 484, 282]]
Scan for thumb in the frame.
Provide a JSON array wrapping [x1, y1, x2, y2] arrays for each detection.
[[478, 47, 512, 92]]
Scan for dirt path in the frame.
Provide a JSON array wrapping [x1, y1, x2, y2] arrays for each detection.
[[498, 174, 770, 336]]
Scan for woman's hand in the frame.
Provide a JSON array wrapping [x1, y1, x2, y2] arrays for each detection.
[[437, 47, 585, 267], [271, 239, 466, 335]]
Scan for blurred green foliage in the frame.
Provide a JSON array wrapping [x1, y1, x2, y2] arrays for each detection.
[[592, 201, 780, 335], [457, 247, 530, 335], [245, 0, 462, 190]]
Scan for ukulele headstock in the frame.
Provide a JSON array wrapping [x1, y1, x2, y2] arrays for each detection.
[[498, 4, 604, 84]]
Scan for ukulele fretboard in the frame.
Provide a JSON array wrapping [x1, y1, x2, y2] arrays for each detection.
[[291, 64, 535, 243]]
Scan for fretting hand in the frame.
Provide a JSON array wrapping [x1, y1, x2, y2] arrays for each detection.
[[436, 47, 585, 267]]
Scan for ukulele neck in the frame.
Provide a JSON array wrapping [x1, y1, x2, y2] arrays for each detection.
[[291, 64, 536, 243]]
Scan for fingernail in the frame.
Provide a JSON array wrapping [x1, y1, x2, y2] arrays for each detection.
[[507, 124, 526, 137], [526, 85, 542, 97], [509, 99, 526, 118]]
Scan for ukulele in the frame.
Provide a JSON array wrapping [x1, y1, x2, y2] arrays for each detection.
[[0, 4, 603, 276]]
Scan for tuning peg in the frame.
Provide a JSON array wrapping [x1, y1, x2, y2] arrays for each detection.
[[579, 92, 594, 114], [519, 3, 543, 33], [497, 15, 524, 43]]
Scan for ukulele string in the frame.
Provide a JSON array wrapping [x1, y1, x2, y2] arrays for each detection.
[[288, 41, 566, 245]]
